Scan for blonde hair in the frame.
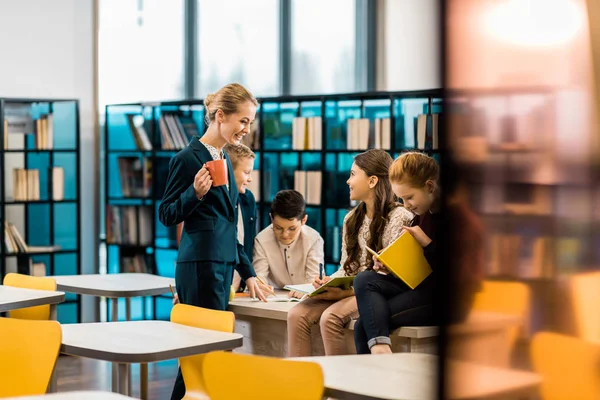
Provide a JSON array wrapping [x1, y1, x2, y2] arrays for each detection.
[[389, 152, 439, 187], [224, 143, 256, 169], [204, 83, 258, 125]]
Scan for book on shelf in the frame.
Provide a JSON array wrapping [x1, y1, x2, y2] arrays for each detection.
[[158, 113, 199, 150], [247, 170, 260, 201], [117, 157, 152, 197], [346, 118, 391, 150], [121, 253, 154, 274], [292, 117, 322, 150], [415, 114, 439, 150], [241, 119, 260, 149], [3, 220, 61, 254], [125, 114, 152, 151], [11, 167, 64, 201], [105, 205, 153, 246], [294, 171, 322, 205]]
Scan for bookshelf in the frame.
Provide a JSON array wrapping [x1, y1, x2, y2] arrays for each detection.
[[101, 90, 443, 321], [0, 98, 81, 323]]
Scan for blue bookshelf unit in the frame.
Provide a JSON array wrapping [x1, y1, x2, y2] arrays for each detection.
[[102, 89, 442, 320], [0, 98, 81, 323]]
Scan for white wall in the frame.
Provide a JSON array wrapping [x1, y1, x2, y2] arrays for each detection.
[[0, 0, 97, 321], [380, 0, 441, 91]]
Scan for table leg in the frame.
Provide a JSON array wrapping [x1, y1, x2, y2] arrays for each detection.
[[112, 298, 119, 392], [141, 363, 148, 400], [118, 363, 129, 396], [126, 298, 132, 395], [49, 303, 57, 321]]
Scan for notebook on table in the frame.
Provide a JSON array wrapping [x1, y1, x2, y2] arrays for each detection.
[[366, 231, 432, 289], [283, 276, 355, 297]]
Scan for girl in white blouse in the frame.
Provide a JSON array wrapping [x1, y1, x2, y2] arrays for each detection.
[[286, 149, 414, 356]]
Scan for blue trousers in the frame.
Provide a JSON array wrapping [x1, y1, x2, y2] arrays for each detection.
[[170, 260, 235, 400]]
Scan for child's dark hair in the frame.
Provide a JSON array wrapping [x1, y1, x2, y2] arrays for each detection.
[[270, 190, 307, 220]]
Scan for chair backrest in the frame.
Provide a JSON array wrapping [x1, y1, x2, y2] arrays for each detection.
[[569, 271, 600, 341], [201, 352, 324, 400], [170, 304, 235, 399], [3, 273, 57, 320], [531, 332, 600, 400], [0, 317, 62, 397], [472, 280, 530, 348]]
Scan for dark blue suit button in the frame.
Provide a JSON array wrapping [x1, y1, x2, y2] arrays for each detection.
[[228, 216, 234, 222]]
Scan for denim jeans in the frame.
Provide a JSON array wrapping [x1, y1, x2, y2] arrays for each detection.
[[353, 270, 434, 354]]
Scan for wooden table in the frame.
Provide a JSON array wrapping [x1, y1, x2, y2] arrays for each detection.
[[297, 353, 540, 400], [52, 273, 175, 396], [0, 285, 65, 317], [60, 320, 243, 397], [4, 391, 135, 399]]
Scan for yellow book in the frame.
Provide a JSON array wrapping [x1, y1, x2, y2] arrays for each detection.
[[366, 231, 432, 289]]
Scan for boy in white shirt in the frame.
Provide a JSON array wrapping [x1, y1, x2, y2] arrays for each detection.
[[253, 190, 324, 290]]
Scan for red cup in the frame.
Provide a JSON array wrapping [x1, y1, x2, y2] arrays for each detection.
[[205, 159, 228, 187]]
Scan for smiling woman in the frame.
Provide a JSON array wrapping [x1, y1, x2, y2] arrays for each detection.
[[158, 83, 268, 400]]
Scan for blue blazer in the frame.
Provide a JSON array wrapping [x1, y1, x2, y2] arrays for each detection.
[[239, 190, 257, 262], [158, 136, 254, 280]]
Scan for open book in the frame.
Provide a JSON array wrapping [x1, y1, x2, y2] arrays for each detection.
[[366, 231, 432, 289], [283, 276, 355, 297]]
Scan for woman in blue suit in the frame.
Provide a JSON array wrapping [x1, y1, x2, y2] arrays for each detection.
[[159, 83, 268, 400]]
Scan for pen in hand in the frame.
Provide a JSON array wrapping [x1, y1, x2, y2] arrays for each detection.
[[319, 262, 323, 281]]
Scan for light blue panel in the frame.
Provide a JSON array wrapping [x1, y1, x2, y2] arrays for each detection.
[[155, 248, 177, 278], [52, 101, 77, 149], [325, 100, 361, 150], [155, 296, 173, 321], [364, 99, 391, 120], [300, 101, 322, 118], [263, 152, 299, 201], [306, 206, 321, 234], [54, 252, 78, 280], [106, 105, 145, 150], [53, 203, 77, 250], [57, 302, 78, 324], [394, 98, 428, 150], [300, 152, 321, 170], [262, 102, 299, 150], [107, 245, 121, 274], [25, 203, 50, 246]]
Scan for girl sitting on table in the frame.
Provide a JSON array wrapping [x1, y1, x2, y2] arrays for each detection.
[[158, 83, 269, 400], [352, 152, 484, 355], [286, 149, 414, 357]]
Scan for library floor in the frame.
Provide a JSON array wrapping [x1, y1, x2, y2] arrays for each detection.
[[56, 356, 178, 399]]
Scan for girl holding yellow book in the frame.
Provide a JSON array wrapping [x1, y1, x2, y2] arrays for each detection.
[[286, 149, 414, 356], [353, 152, 483, 355]]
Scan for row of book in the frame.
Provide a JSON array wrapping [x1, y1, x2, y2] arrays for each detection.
[[106, 205, 153, 246], [3, 221, 61, 254], [11, 167, 65, 201], [3, 104, 55, 150], [294, 171, 322, 205], [346, 118, 391, 150], [121, 254, 154, 274], [117, 157, 152, 197], [126, 113, 201, 151]]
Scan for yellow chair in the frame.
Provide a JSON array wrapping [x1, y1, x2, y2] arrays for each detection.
[[0, 317, 62, 397], [170, 303, 235, 400], [569, 271, 600, 341], [472, 280, 530, 350], [3, 273, 57, 320], [201, 352, 324, 400], [531, 332, 600, 400]]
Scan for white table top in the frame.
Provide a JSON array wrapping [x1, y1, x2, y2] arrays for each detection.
[[295, 353, 540, 400], [61, 320, 243, 363], [52, 273, 175, 298], [0, 285, 65, 312], [228, 292, 298, 321], [4, 391, 135, 399]]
